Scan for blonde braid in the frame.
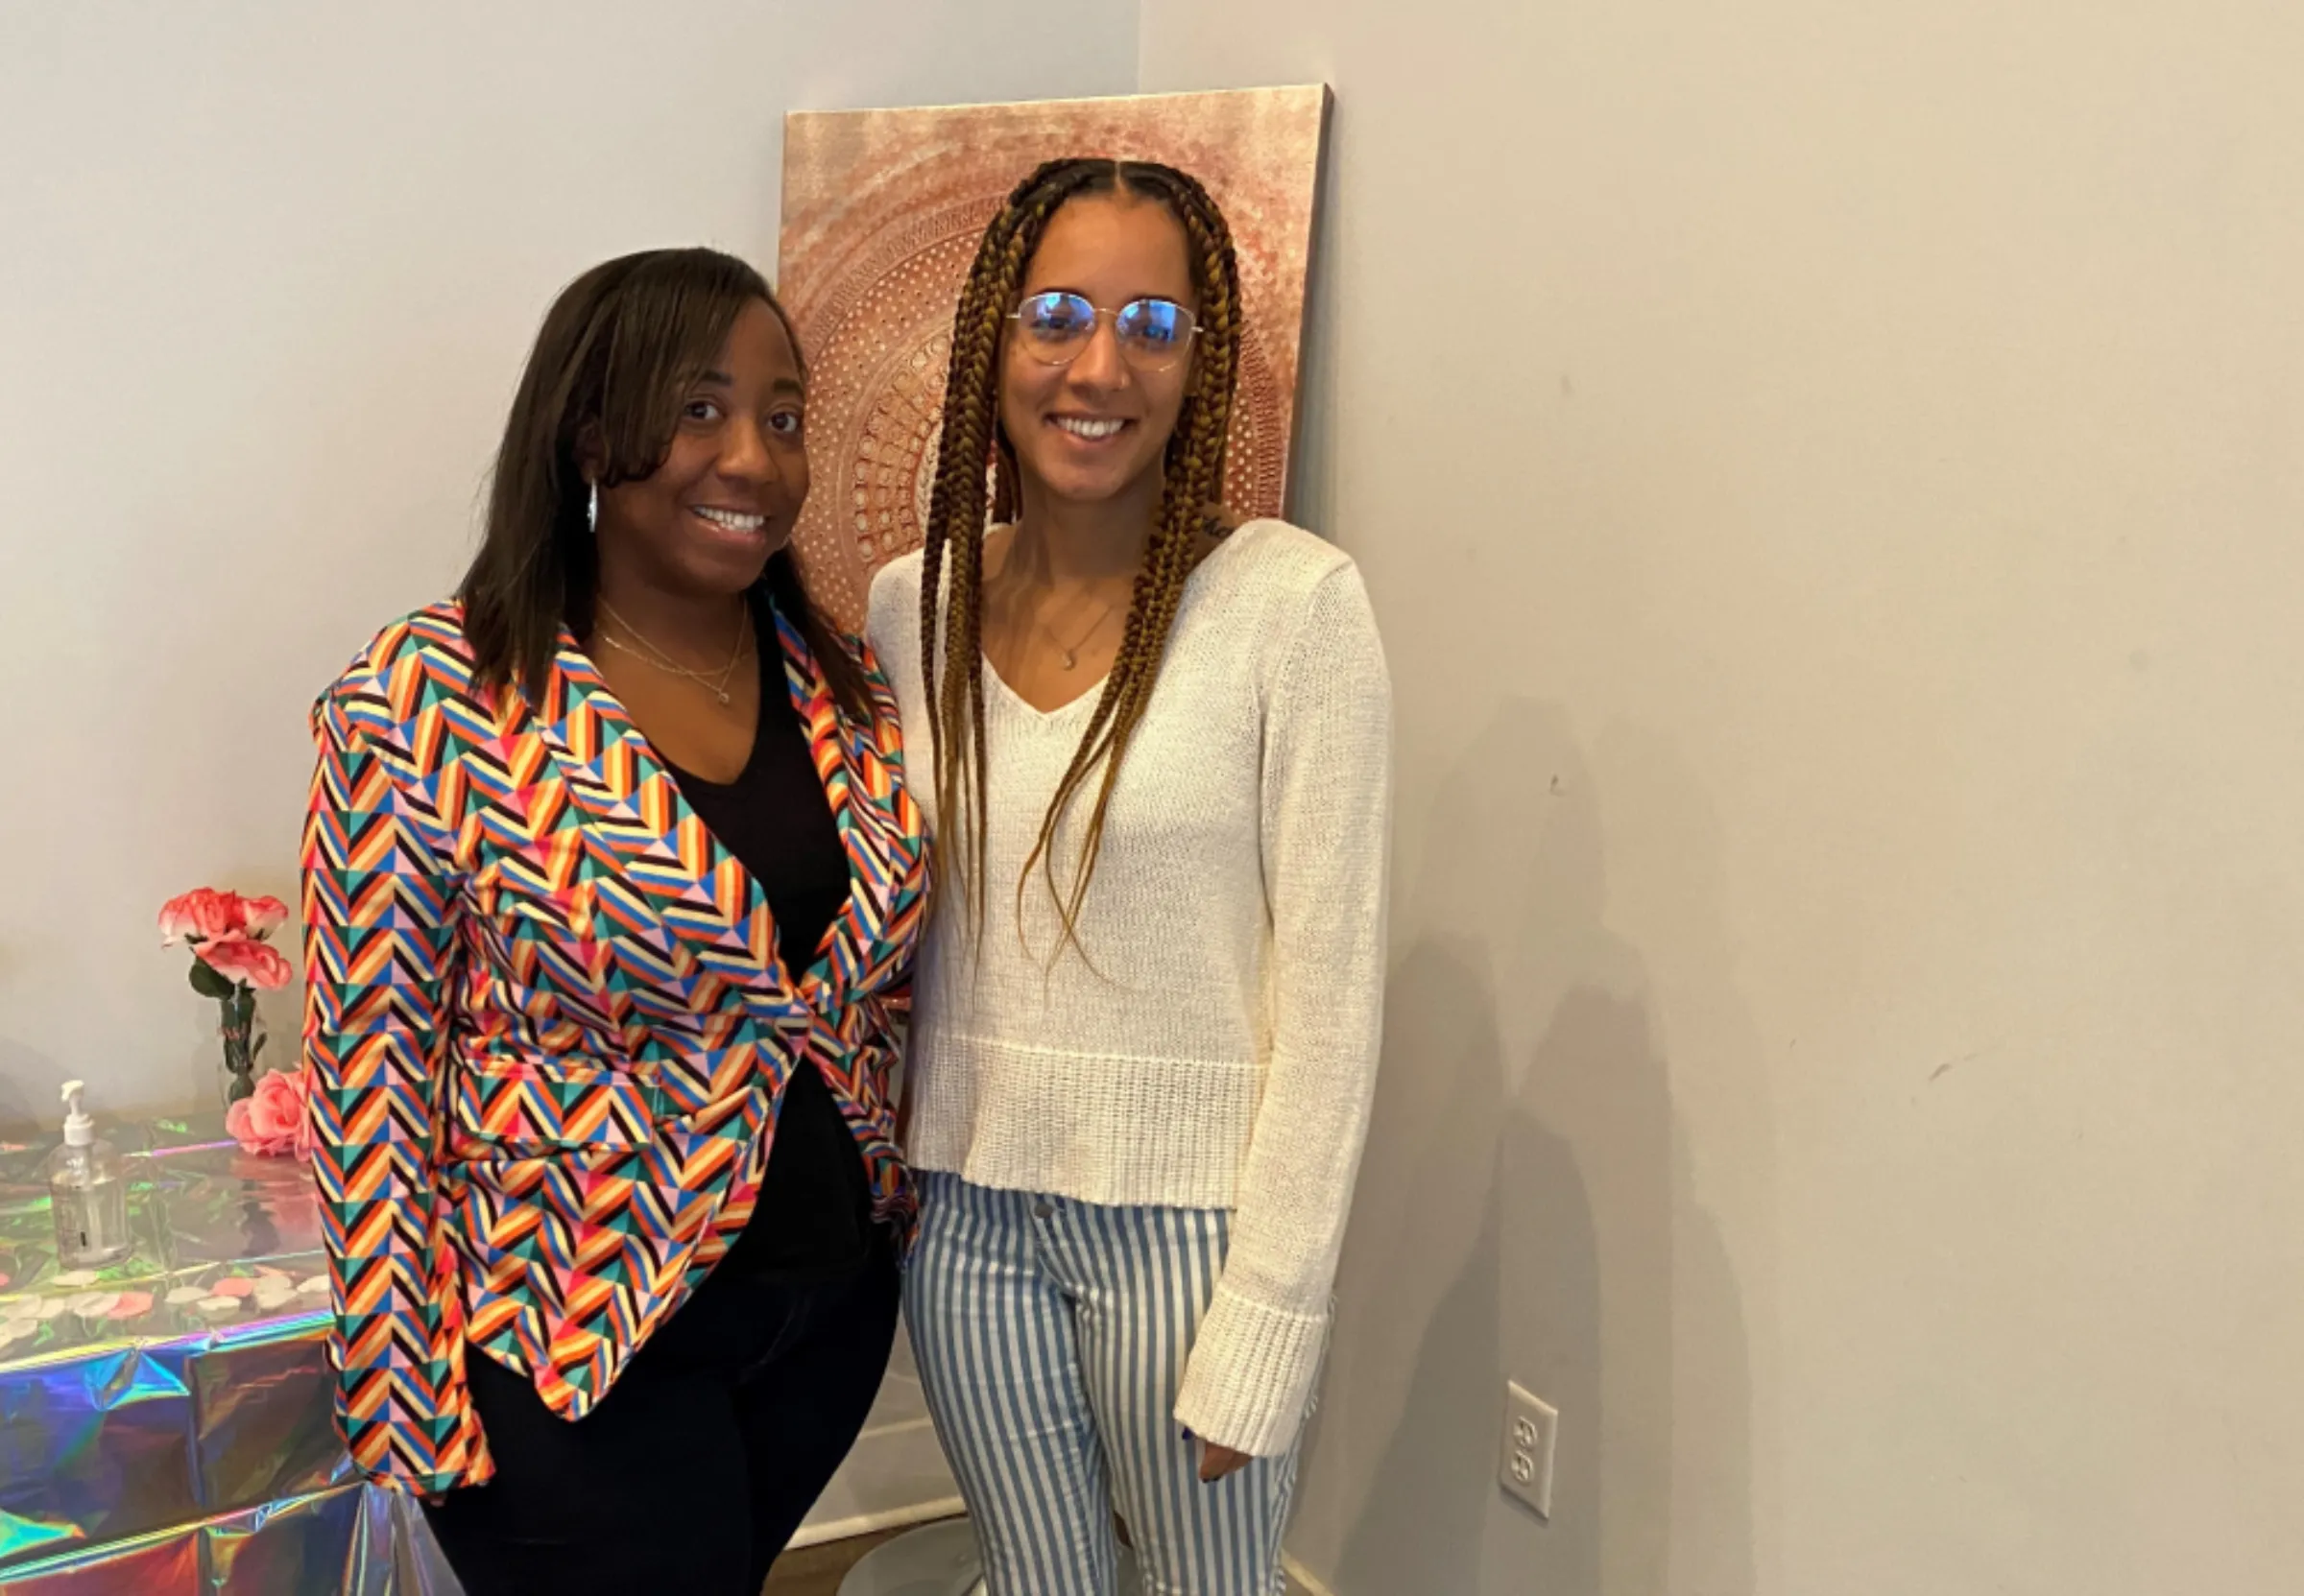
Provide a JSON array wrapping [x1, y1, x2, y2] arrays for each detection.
[[921, 158, 1245, 962], [921, 163, 1113, 931], [1018, 164, 1242, 958]]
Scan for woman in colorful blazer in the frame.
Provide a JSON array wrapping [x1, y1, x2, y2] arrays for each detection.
[[301, 249, 925, 1596]]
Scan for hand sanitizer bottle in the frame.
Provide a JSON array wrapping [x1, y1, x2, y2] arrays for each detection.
[[46, 1081, 132, 1269]]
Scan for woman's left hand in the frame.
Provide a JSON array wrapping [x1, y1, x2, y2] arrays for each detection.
[[1197, 1441, 1252, 1484]]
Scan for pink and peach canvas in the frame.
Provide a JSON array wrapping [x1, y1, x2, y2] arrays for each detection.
[[777, 84, 1332, 628]]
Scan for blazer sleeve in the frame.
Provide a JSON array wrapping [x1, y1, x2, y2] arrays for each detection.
[[1175, 560, 1394, 1456], [852, 624, 929, 1174], [301, 665, 492, 1494]]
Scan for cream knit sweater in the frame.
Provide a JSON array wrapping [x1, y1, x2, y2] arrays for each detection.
[[865, 518, 1391, 1457]]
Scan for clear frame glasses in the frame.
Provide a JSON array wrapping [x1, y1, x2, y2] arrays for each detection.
[[1008, 292, 1200, 372]]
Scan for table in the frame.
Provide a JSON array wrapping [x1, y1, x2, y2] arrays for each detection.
[[0, 1114, 959, 1594], [0, 1117, 453, 1594]]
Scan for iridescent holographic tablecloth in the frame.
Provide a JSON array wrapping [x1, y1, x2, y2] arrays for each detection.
[[0, 1119, 458, 1594]]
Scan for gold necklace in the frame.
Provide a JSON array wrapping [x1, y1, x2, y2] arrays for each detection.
[[1036, 596, 1118, 671], [596, 599, 752, 704]]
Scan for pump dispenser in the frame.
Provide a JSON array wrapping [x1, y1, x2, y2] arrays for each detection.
[[46, 1081, 131, 1268]]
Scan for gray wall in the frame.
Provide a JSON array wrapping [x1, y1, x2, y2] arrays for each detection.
[[8, 4, 2303, 1588], [1140, 3, 2304, 1592], [0, 0, 1141, 1118]]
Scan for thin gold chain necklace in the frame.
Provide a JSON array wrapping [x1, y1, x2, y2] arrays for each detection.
[[1037, 596, 1118, 671], [596, 599, 752, 704]]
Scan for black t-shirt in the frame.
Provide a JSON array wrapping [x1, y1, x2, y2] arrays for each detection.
[[659, 607, 876, 1280]]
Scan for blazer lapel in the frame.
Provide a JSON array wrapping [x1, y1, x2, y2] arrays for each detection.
[[772, 607, 921, 1001], [521, 624, 809, 1038], [517, 608, 917, 1033]]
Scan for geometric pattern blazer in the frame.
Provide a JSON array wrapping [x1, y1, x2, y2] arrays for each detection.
[[300, 600, 926, 1494]]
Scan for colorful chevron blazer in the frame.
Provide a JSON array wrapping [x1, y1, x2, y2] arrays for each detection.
[[300, 600, 925, 1494]]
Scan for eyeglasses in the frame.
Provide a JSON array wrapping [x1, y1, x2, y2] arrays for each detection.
[[1007, 292, 1199, 372]]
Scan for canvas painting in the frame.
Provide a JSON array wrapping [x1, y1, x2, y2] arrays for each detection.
[[777, 84, 1332, 628]]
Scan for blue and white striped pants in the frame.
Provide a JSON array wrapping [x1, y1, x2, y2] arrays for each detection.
[[904, 1172, 1303, 1596]]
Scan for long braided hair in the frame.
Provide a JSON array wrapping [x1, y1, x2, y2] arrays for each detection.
[[919, 157, 1241, 959]]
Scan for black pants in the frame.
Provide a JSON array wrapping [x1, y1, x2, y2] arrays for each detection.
[[422, 1230, 900, 1596]]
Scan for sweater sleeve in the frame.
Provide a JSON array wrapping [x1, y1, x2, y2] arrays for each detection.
[[302, 664, 492, 1494], [863, 556, 920, 687], [1175, 560, 1393, 1456]]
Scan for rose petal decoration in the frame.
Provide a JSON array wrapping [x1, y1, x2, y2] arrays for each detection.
[[160, 888, 238, 945], [200, 936, 294, 993], [225, 1067, 313, 1157], [238, 895, 290, 939]]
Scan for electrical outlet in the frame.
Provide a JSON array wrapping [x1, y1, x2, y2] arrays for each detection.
[[1500, 1380, 1557, 1518]]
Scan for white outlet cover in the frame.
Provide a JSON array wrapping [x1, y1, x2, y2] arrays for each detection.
[[1500, 1380, 1558, 1518]]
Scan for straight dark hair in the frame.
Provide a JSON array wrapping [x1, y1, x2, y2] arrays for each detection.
[[459, 247, 867, 721]]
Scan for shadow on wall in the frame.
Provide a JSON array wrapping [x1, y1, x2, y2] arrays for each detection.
[[1291, 699, 1762, 1596], [0, 935, 57, 1135], [0, 1035, 58, 1140], [0, 961, 300, 1138]]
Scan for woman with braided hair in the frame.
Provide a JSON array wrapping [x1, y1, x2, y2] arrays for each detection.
[[866, 158, 1391, 1593]]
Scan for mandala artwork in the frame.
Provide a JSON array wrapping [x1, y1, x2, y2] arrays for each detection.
[[777, 85, 1332, 628]]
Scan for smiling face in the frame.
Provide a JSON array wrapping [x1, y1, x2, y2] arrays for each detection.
[[592, 298, 808, 598], [996, 193, 1197, 514]]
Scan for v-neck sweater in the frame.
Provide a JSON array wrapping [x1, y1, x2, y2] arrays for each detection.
[[865, 518, 1393, 1456]]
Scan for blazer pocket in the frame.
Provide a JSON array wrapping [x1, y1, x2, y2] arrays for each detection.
[[447, 1056, 660, 1155]]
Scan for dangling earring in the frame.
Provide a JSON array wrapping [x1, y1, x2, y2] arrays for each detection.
[[586, 479, 599, 536]]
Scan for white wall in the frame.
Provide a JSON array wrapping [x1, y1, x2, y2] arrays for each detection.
[[0, 0, 1140, 1122], [1140, 4, 2304, 1594], [11, 3, 2304, 1588]]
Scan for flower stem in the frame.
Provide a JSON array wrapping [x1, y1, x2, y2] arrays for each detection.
[[219, 988, 259, 1102]]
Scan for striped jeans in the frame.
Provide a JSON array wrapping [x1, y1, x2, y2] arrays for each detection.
[[904, 1172, 1304, 1596]]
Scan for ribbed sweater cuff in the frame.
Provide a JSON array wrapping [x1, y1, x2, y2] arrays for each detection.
[[1173, 1279, 1330, 1457]]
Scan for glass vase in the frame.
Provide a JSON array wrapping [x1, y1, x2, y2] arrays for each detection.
[[217, 988, 269, 1109]]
